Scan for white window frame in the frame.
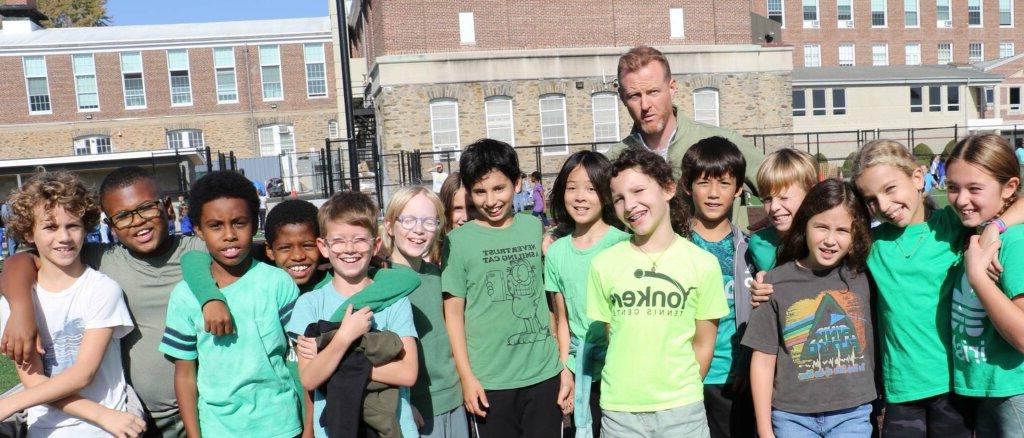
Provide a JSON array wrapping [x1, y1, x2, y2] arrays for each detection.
[[839, 43, 856, 66], [484, 96, 515, 146], [166, 129, 204, 150], [811, 89, 827, 116], [1000, 0, 1014, 27], [23, 56, 51, 115], [804, 44, 822, 67], [166, 49, 192, 107], [873, 44, 889, 65], [1000, 42, 1016, 58], [74, 135, 112, 155], [938, 42, 953, 64], [904, 0, 920, 27], [792, 89, 807, 117], [905, 43, 922, 65], [947, 85, 960, 111], [259, 45, 283, 101], [803, 0, 820, 27], [968, 0, 983, 27], [832, 88, 847, 115], [213, 47, 238, 104], [591, 92, 619, 151], [767, 0, 785, 27], [693, 88, 720, 126], [304, 43, 328, 98], [871, 0, 888, 27], [1010, 87, 1021, 112], [429, 99, 461, 160], [458, 12, 475, 44], [328, 120, 340, 139], [120, 52, 147, 110], [837, 0, 854, 26], [258, 124, 296, 156], [72, 54, 99, 112], [936, 0, 952, 26], [539, 94, 569, 156], [669, 8, 685, 38], [969, 42, 984, 62]]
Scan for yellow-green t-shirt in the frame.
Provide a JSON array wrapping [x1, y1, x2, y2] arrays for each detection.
[[586, 236, 728, 412]]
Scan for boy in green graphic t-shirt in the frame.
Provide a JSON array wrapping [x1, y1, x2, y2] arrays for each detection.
[[442, 139, 564, 437]]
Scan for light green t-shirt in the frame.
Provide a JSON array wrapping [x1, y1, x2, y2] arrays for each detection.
[[406, 262, 463, 418], [587, 237, 729, 412], [159, 261, 301, 438], [952, 225, 1024, 397], [441, 214, 562, 390], [748, 227, 780, 272], [869, 206, 965, 403], [544, 226, 630, 375]]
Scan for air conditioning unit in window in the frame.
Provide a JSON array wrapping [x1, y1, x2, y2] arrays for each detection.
[[804, 20, 820, 28], [839, 20, 854, 28], [939, 20, 952, 27], [277, 125, 290, 134]]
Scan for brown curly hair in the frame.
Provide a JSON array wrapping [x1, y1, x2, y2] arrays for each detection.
[[6, 170, 100, 244], [777, 178, 872, 274], [610, 147, 691, 238]]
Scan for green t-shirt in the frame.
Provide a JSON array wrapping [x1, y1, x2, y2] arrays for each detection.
[[691, 231, 737, 385], [543, 226, 630, 375], [952, 225, 1024, 397], [586, 237, 729, 412], [159, 261, 301, 438], [869, 206, 965, 403], [441, 214, 562, 390], [748, 227, 780, 272], [405, 262, 463, 417]]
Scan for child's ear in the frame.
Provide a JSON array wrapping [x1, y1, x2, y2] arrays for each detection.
[[1002, 177, 1021, 202], [316, 237, 330, 259], [514, 177, 523, 194], [264, 241, 274, 260], [372, 235, 383, 257]]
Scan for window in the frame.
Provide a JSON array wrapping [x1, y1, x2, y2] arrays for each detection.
[[910, 87, 923, 112], [804, 44, 821, 67], [74, 135, 111, 155], [839, 44, 856, 66], [947, 85, 960, 111], [767, 0, 784, 25], [872, 0, 887, 26], [540, 94, 568, 155], [837, 0, 853, 24], [166, 129, 203, 149], [429, 100, 460, 157], [832, 88, 846, 115], [328, 120, 340, 139], [792, 89, 806, 116], [905, 43, 921, 65], [1011, 87, 1021, 112], [1001, 42, 1015, 58], [811, 89, 826, 115], [1000, 0, 1013, 26], [693, 88, 720, 126], [985, 87, 995, 107], [968, 0, 982, 26], [213, 47, 237, 103], [72, 54, 98, 111], [938, 42, 953, 64], [592, 92, 619, 150], [970, 43, 984, 62], [937, 0, 952, 26], [167, 49, 192, 106], [803, 0, 819, 27], [905, 0, 919, 26], [929, 86, 942, 111], [484, 96, 515, 146], [458, 12, 475, 43], [873, 44, 889, 65], [120, 52, 146, 109], [259, 45, 283, 100], [258, 124, 295, 156], [670, 8, 685, 37], [23, 56, 50, 114], [304, 43, 327, 98]]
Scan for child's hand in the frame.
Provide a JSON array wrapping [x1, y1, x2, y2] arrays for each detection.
[[335, 305, 373, 346], [96, 409, 147, 438], [201, 300, 234, 336], [966, 235, 1001, 286], [295, 335, 317, 360], [461, 375, 490, 418], [1, 312, 44, 365], [980, 224, 1005, 283], [750, 271, 773, 307], [557, 368, 575, 415]]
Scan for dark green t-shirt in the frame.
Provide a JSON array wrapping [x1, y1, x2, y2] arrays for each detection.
[[748, 227, 780, 272], [406, 262, 462, 417]]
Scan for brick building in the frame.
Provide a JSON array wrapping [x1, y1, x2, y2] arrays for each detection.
[[345, 0, 793, 182], [0, 5, 338, 196], [752, 0, 1024, 68]]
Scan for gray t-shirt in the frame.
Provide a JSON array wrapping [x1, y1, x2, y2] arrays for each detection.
[[81, 235, 207, 416], [741, 261, 877, 414]]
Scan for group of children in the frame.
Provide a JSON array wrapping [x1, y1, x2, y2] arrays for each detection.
[[0, 132, 1021, 438]]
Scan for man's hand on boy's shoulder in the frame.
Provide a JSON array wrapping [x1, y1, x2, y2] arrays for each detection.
[[202, 300, 235, 336]]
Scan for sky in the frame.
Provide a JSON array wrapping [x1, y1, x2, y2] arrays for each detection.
[[106, 0, 329, 25]]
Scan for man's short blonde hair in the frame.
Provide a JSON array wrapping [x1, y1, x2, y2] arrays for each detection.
[[617, 46, 672, 90]]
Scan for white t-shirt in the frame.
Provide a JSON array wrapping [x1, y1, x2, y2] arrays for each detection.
[[0, 268, 136, 437], [432, 171, 449, 193]]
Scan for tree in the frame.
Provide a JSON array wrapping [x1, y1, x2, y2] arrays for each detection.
[[37, 0, 109, 28]]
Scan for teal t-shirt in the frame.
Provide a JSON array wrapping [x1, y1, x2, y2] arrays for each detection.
[[404, 262, 463, 418], [285, 282, 419, 438], [748, 227, 780, 272], [543, 226, 630, 375], [159, 261, 301, 438], [952, 225, 1024, 397], [441, 214, 562, 390], [869, 206, 966, 403], [692, 231, 737, 385]]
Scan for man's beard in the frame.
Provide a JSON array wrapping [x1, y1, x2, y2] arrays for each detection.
[[640, 118, 666, 136]]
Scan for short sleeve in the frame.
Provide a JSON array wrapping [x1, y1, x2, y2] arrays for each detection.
[[276, 270, 300, 328], [82, 272, 134, 339], [285, 292, 320, 339], [543, 243, 562, 293], [1000, 230, 1024, 298], [158, 283, 199, 361], [441, 236, 468, 298], [380, 297, 418, 339], [741, 285, 781, 355], [586, 264, 610, 323], [694, 256, 729, 321], [933, 206, 968, 240]]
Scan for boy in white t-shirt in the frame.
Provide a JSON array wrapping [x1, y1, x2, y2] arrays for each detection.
[[0, 170, 145, 438]]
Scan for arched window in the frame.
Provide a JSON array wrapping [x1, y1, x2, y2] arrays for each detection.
[[591, 92, 619, 151], [258, 124, 295, 156], [693, 88, 720, 126], [539, 93, 568, 155], [429, 99, 460, 160], [74, 135, 111, 155], [166, 129, 204, 149], [484, 96, 515, 146], [328, 120, 340, 139]]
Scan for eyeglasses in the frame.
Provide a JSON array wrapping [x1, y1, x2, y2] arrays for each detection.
[[395, 215, 440, 232], [323, 237, 373, 253], [106, 200, 163, 229]]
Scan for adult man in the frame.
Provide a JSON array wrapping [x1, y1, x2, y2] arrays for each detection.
[[605, 46, 765, 230], [431, 163, 449, 193]]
